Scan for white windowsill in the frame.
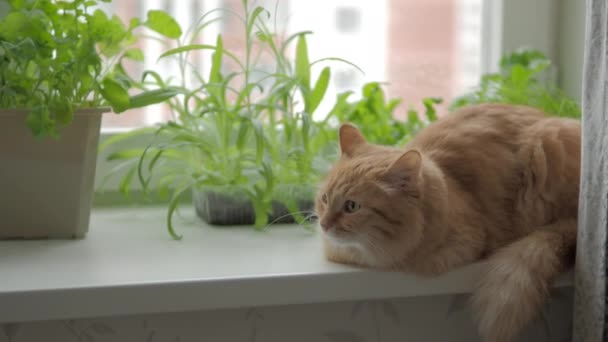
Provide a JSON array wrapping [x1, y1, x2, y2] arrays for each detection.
[[0, 207, 573, 323]]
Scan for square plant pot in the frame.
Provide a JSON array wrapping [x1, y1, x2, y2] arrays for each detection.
[[0, 108, 107, 239], [193, 186, 316, 226]]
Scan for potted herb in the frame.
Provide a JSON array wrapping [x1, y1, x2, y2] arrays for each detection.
[[327, 81, 442, 146], [450, 48, 581, 118], [102, 0, 362, 239], [0, 0, 179, 239]]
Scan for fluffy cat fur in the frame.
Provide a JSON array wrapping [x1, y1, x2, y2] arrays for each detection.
[[315, 103, 580, 342]]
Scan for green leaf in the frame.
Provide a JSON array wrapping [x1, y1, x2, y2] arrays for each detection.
[[327, 91, 353, 122], [157, 174, 177, 199], [141, 70, 166, 87], [422, 97, 441, 122], [295, 35, 311, 90], [123, 48, 144, 61], [260, 161, 275, 194], [128, 88, 179, 109], [107, 149, 146, 161], [310, 57, 365, 76], [159, 44, 214, 59], [284, 199, 306, 227], [158, 44, 243, 69], [209, 35, 223, 84], [204, 36, 225, 106], [249, 186, 270, 230], [235, 120, 250, 150], [167, 184, 192, 240], [246, 7, 267, 38], [6, 0, 25, 7], [251, 119, 264, 165], [99, 127, 157, 152], [510, 64, 530, 85], [306, 67, 330, 114], [136, 143, 162, 194], [301, 111, 311, 153], [129, 17, 140, 30], [407, 108, 420, 123], [26, 107, 56, 139], [56, 1, 79, 10], [0, 12, 28, 40], [280, 30, 312, 56], [255, 31, 273, 42], [51, 101, 74, 125], [119, 166, 137, 197], [145, 10, 182, 39], [387, 98, 403, 113], [96, 160, 135, 191], [235, 83, 262, 108], [100, 78, 130, 113]]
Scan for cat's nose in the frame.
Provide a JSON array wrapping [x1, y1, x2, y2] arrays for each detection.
[[320, 219, 332, 232]]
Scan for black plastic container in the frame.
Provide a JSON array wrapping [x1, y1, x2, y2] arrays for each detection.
[[193, 187, 315, 226]]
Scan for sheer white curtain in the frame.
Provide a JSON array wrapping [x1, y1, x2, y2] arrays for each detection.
[[573, 0, 608, 341]]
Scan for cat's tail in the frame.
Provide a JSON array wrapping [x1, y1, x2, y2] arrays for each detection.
[[472, 219, 577, 342]]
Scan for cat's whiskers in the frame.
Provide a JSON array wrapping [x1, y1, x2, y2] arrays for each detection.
[[262, 210, 319, 230]]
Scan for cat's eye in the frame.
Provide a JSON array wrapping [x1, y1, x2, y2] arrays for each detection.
[[321, 193, 329, 204], [344, 200, 361, 213]]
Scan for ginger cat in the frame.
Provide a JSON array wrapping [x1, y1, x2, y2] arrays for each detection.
[[315, 103, 580, 342]]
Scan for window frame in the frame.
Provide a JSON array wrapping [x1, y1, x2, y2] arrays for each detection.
[[482, 0, 559, 74]]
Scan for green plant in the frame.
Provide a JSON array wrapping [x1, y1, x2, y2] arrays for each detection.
[[102, 0, 358, 238], [0, 0, 180, 138], [450, 48, 581, 118], [327, 81, 442, 146]]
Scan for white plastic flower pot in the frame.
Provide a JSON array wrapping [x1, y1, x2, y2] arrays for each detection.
[[0, 108, 108, 239]]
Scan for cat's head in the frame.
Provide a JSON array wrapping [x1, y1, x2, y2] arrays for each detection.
[[315, 124, 443, 267]]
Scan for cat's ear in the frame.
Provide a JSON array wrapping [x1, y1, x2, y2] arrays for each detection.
[[383, 150, 422, 189], [339, 123, 366, 157]]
